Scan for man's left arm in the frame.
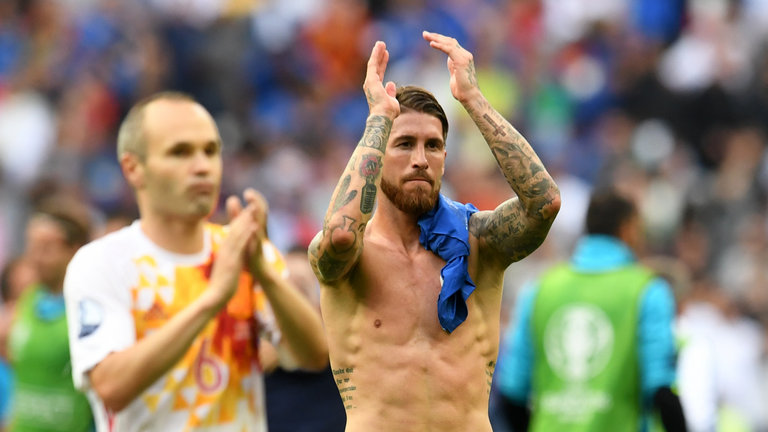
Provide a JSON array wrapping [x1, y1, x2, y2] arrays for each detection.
[[253, 254, 328, 371], [639, 278, 687, 431], [235, 189, 328, 371], [423, 31, 560, 267]]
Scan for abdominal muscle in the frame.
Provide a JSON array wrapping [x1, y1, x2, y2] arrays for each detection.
[[320, 243, 501, 432]]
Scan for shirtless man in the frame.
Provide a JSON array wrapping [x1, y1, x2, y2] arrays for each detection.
[[309, 32, 561, 431]]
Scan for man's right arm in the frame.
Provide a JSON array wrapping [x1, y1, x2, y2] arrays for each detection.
[[65, 207, 258, 413], [309, 41, 399, 284], [83, 286, 227, 412]]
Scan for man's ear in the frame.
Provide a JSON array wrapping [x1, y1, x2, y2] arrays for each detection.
[[120, 153, 145, 190], [441, 150, 447, 176]]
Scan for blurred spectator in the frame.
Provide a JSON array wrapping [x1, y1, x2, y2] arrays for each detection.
[[676, 280, 768, 432], [6, 195, 95, 432], [0, 257, 38, 430], [495, 189, 686, 431]]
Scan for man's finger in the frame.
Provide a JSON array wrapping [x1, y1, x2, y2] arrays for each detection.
[[366, 41, 386, 80], [423, 31, 460, 56], [226, 195, 242, 222], [385, 81, 396, 97], [243, 188, 266, 207], [379, 45, 389, 79]]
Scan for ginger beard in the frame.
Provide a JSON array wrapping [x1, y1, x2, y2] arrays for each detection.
[[380, 171, 440, 216]]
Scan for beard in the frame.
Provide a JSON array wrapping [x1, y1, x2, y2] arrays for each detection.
[[380, 176, 440, 215]]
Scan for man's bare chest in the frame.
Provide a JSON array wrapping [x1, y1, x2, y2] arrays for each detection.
[[344, 247, 447, 331]]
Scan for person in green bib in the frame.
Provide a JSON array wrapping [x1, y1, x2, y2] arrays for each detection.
[[6, 196, 95, 432], [495, 189, 687, 432]]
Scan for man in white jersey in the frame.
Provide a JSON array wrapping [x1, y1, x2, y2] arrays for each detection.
[[63, 92, 328, 432]]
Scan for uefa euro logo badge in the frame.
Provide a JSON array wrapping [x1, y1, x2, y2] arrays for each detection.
[[543, 303, 614, 382]]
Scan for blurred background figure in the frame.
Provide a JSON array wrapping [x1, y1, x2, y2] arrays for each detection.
[[0, 258, 38, 431], [494, 189, 686, 431], [264, 246, 345, 432], [5, 195, 94, 432], [675, 281, 767, 432]]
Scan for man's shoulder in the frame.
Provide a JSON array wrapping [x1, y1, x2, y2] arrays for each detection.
[[71, 223, 140, 266]]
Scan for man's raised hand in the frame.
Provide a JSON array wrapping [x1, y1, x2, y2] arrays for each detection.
[[364, 41, 400, 119], [423, 31, 480, 103]]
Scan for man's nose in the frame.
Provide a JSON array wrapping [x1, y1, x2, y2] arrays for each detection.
[[411, 144, 428, 169], [192, 151, 212, 174]]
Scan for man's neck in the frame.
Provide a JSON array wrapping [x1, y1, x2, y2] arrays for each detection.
[[140, 213, 206, 254], [370, 201, 422, 253]]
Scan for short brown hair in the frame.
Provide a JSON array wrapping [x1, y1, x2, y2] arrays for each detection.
[[116, 91, 197, 161], [34, 195, 93, 247], [396, 86, 448, 141]]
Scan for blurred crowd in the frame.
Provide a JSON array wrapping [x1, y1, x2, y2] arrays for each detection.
[[1, 0, 768, 430]]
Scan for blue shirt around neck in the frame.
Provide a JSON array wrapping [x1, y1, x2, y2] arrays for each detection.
[[417, 194, 479, 334]]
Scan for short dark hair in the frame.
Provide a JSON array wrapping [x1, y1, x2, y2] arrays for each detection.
[[585, 189, 637, 237], [34, 195, 93, 247], [396, 86, 448, 141]]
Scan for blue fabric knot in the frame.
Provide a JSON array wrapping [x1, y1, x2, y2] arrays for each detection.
[[417, 194, 479, 333]]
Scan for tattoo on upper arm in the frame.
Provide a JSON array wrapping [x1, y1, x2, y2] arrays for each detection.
[[333, 367, 357, 410], [470, 206, 549, 263], [359, 154, 381, 214], [317, 252, 351, 280]]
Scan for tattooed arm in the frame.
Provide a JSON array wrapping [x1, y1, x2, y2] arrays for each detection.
[[309, 41, 400, 284], [423, 31, 561, 267]]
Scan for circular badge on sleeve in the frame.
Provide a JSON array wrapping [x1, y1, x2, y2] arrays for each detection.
[[78, 298, 104, 338]]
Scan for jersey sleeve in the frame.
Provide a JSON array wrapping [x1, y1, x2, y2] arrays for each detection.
[[637, 277, 678, 401], [496, 282, 538, 403], [64, 243, 136, 391]]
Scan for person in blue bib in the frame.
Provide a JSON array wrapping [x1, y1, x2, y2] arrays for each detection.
[[495, 188, 687, 431], [309, 32, 561, 432]]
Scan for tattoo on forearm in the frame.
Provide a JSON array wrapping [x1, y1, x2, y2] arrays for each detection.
[[465, 104, 559, 264], [359, 154, 381, 214], [360, 115, 392, 152], [332, 175, 358, 213], [346, 155, 357, 172], [333, 367, 357, 410], [329, 215, 358, 253], [482, 113, 506, 136]]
